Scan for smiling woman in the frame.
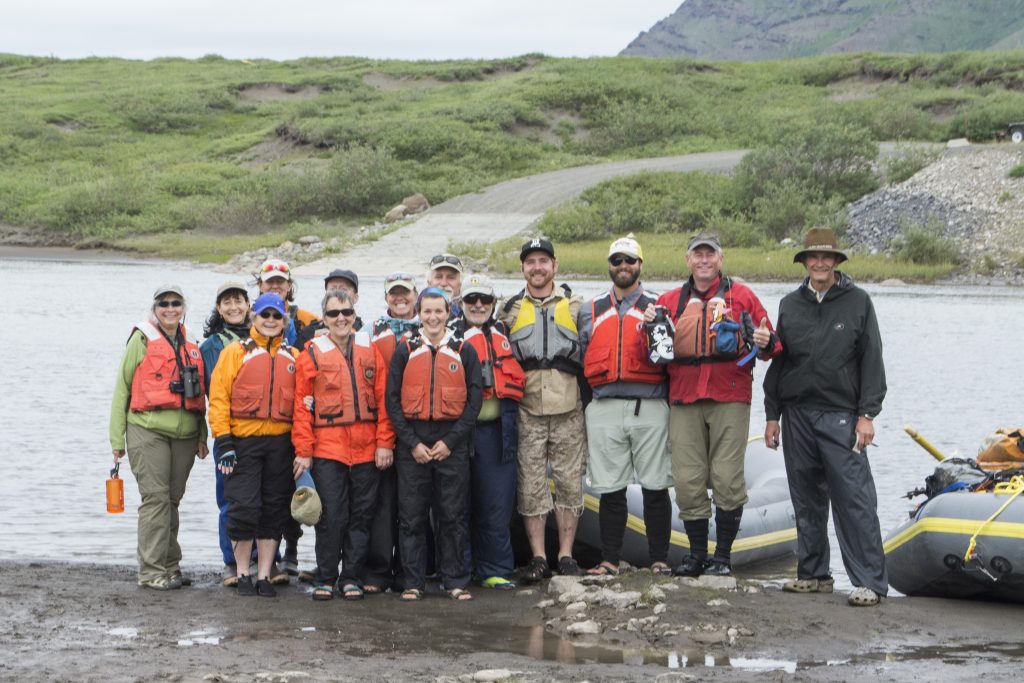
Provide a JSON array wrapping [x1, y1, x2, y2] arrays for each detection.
[[108, 283, 210, 591]]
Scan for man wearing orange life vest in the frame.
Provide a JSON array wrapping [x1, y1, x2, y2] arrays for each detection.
[[580, 235, 673, 576], [453, 274, 526, 590], [385, 288, 483, 601], [364, 271, 420, 593], [647, 232, 781, 578], [292, 288, 395, 601], [109, 284, 209, 591], [208, 293, 300, 598]]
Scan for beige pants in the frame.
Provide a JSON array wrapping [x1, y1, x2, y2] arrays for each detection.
[[517, 405, 587, 517], [669, 400, 750, 520], [126, 423, 196, 582]]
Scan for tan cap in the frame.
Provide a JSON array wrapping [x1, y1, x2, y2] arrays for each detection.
[[608, 233, 643, 261]]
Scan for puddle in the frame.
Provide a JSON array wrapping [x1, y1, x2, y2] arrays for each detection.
[[177, 629, 223, 647]]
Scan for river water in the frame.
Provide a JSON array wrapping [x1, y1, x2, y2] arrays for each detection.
[[4, 253, 1022, 586]]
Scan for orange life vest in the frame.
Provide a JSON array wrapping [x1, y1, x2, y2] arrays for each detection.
[[229, 338, 297, 423], [129, 321, 206, 414], [583, 291, 664, 387], [462, 325, 526, 401], [672, 277, 744, 363], [400, 333, 468, 421], [306, 333, 379, 427]]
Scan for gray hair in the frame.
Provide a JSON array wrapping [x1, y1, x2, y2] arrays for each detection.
[[322, 288, 354, 313]]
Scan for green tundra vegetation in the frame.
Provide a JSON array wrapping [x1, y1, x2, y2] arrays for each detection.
[[2, 50, 1022, 277]]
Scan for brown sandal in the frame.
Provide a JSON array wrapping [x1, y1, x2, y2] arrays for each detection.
[[587, 562, 619, 576], [447, 587, 473, 601], [400, 588, 423, 602]]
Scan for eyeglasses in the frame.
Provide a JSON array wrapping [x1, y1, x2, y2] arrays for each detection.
[[258, 310, 284, 320], [462, 294, 495, 305], [386, 272, 415, 283], [609, 255, 639, 266], [429, 254, 462, 268], [324, 308, 356, 319], [156, 300, 184, 308]]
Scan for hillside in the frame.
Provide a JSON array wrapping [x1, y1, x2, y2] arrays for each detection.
[[622, 0, 1024, 60], [3, 51, 1024, 260]]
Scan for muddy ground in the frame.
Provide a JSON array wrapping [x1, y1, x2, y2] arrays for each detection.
[[1, 561, 1021, 682]]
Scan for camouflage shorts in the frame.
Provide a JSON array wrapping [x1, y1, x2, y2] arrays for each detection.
[[517, 405, 587, 517]]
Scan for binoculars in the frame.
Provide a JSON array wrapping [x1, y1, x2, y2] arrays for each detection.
[[170, 364, 202, 399]]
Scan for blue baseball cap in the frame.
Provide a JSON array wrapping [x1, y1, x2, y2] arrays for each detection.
[[253, 292, 287, 316]]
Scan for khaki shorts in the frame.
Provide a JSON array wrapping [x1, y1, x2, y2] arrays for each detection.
[[517, 405, 586, 517], [585, 398, 672, 494], [669, 400, 750, 520]]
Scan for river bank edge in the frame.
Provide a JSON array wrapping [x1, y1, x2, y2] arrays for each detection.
[[1, 243, 1015, 287], [2, 559, 1020, 682]]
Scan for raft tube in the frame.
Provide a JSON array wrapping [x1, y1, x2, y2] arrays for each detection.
[[576, 439, 797, 568], [884, 489, 1024, 602]]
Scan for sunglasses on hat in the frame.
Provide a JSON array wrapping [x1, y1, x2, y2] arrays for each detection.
[[430, 254, 462, 267], [260, 262, 290, 276], [609, 255, 639, 266], [386, 272, 415, 283]]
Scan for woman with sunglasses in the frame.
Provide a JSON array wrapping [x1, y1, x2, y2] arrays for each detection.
[[386, 288, 483, 602], [453, 274, 526, 591], [109, 284, 209, 591], [208, 293, 300, 597], [256, 258, 320, 347], [292, 289, 395, 601], [200, 281, 251, 587]]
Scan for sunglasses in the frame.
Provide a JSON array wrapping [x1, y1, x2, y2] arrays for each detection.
[[386, 272, 415, 283], [324, 308, 356, 319], [609, 255, 639, 266], [258, 310, 284, 320], [430, 254, 462, 268], [156, 300, 184, 308], [260, 262, 290, 274], [462, 294, 495, 305]]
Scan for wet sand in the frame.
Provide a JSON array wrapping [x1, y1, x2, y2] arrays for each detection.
[[3, 561, 1020, 682]]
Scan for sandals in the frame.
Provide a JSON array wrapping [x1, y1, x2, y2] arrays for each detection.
[[587, 562, 620, 576], [340, 583, 364, 601], [312, 584, 334, 601], [400, 588, 424, 602], [650, 561, 672, 575], [558, 556, 584, 577], [447, 587, 473, 601], [521, 556, 551, 584], [782, 576, 835, 594], [848, 586, 881, 606], [482, 576, 516, 590], [363, 584, 385, 595]]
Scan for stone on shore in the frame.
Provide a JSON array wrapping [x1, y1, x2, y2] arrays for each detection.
[[566, 620, 602, 636], [402, 193, 430, 214]]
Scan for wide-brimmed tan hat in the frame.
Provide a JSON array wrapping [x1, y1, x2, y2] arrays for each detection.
[[291, 485, 322, 526], [793, 227, 848, 264]]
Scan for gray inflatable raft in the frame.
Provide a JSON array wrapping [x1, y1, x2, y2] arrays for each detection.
[[576, 439, 797, 568], [884, 487, 1024, 602]]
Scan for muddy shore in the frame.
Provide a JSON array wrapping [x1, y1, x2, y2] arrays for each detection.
[[2, 561, 1020, 682]]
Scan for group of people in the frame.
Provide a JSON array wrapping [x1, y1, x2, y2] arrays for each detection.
[[109, 226, 888, 607]]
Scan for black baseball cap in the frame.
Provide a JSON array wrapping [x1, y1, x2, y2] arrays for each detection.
[[520, 237, 555, 261], [324, 268, 359, 292]]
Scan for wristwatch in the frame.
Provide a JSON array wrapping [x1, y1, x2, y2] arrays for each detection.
[[861, 414, 874, 421]]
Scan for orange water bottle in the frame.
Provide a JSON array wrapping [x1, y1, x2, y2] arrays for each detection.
[[107, 461, 125, 514]]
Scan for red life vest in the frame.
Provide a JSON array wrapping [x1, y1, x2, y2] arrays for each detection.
[[229, 338, 297, 423], [462, 325, 526, 401], [129, 321, 205, 414], [400, 334, 468, 421], [371, 328, 399, 368], [306, 333, 379, 427], [672, 277, 744, 363], [583, 291, 664, 386]]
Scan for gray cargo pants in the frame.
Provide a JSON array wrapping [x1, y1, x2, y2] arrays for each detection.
[[781, 406, 888, 595]]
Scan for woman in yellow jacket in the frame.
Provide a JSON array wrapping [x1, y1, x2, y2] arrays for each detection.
[[208, 293, 300, 598]]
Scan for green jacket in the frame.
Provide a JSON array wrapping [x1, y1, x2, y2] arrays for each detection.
[[109, 328, 208, 451], [763, 272, 886, 422]]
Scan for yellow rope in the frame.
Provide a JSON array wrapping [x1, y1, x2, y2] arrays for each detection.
[[964, 476, 1024, 562]]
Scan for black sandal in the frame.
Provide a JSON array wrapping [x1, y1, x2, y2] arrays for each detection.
[[521, 556, 551, 584]]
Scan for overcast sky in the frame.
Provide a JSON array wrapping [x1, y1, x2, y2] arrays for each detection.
[[3, 1, 681, 61]]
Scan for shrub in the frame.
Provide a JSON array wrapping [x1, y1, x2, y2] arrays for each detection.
[[893, 224, 960, 265], [884, 145, 940, 184], [324, 143, 407, 215], [1009, 164, 1024, 178]]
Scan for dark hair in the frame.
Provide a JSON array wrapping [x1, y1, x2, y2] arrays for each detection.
[[203, 290, 250, 338]]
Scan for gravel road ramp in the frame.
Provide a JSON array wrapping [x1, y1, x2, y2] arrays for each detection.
[[294, 150, 747, 277]]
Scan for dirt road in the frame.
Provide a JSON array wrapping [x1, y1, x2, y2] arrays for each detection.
[[293, 151, 747, 278]]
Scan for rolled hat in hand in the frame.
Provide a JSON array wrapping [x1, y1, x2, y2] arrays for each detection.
[[290, 473, 322, 526]]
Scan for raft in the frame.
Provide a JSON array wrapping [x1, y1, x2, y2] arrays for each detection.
[[883, 479, 1024, 602], [576, 438, 797, 568]]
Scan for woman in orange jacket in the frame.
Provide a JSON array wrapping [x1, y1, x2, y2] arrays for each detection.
[[208, 293, 299, 598], [292, 289, 396, 601]]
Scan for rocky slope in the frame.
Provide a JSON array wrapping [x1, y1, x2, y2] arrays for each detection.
[[845, 145, 1024, 283], [623, 0, 1024, 60]]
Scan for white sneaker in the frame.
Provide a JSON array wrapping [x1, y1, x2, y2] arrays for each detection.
[[848, 586, 881, 606]]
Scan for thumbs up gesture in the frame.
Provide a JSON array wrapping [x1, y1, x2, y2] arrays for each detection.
[[752, 317, 771, 350]]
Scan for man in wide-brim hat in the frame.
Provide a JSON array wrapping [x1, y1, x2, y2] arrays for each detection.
[[763, 226, 888, 607]]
